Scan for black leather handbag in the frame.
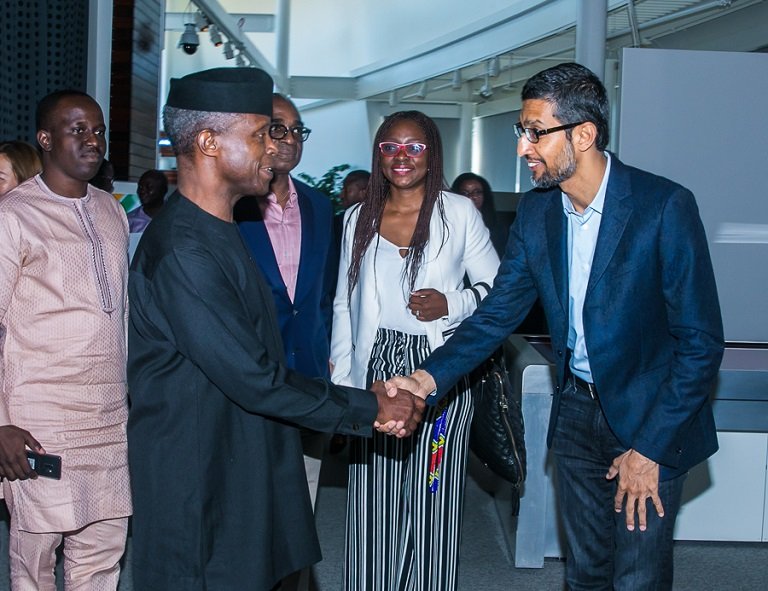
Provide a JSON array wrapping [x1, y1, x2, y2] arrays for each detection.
[[470, 352, 527, 502]]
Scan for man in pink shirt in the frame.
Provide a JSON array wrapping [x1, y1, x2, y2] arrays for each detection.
[[0, 90, 131, 590]]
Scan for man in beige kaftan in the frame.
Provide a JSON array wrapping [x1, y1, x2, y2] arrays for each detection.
[[0, 90, 131, 590]]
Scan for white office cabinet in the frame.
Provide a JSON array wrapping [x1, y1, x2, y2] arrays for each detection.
[[674, 433, 768, 541]]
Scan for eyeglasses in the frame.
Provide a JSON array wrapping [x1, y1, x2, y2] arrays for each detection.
[[513, 121, 584, 144], [378, 142, 428, 158], [461, 189, 484, 198], [269, 123, 312, 142]]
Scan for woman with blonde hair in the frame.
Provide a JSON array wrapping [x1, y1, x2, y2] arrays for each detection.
[[0, 141, 42, 196]]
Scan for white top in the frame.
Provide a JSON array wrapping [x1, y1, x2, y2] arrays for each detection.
[[375, 236, 427, 334], [331, 191, 500, 388]]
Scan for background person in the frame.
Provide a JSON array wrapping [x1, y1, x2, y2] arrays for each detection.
[[126, 169, 168, 232], [339, 169, 369, 209], [391, 62, 724, 591], [451, 171, 548, 334], [0, 140, 42, 196], [330, 110, 499, 591], [0, 90, 131, 590], [334, 169, 370, 256], [450, 171, 508, 256], [127, 68, 424, 591]]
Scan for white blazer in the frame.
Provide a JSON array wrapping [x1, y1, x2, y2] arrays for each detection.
[[330, 191, 500, 388]]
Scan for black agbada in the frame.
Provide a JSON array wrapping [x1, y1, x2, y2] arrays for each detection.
[[127, 192, 377, 590]]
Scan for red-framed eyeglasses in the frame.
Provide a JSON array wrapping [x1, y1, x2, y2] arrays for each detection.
[[378, 142, 428, 158]]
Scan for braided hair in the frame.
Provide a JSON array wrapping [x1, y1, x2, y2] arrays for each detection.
[[347, 111, 447, 297]]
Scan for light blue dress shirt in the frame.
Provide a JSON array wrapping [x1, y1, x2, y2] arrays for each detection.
[[564, 153, 611, 383]]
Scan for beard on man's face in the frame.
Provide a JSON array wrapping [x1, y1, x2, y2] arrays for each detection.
[[531, 141, 577, 189]]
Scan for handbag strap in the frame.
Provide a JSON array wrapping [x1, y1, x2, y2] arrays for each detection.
[[492, 370, 525, 488]]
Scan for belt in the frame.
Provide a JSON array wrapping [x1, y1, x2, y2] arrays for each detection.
[[570, 374, 598, 400]]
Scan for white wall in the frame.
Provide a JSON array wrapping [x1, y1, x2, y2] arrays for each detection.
[[295, 101, 372, 179], [474, 111, 529, 194], [619, 48, 768, 343], [87, 0, 113, 118]]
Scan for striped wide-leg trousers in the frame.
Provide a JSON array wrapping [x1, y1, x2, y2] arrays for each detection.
[[344, 328, 473, 591]]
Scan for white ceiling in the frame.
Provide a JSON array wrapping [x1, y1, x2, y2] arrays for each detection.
[[176, 0, 768, 113]]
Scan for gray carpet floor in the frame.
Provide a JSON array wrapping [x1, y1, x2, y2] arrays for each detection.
[[311, 445, 768, 591], [1, 442, 766, 590]]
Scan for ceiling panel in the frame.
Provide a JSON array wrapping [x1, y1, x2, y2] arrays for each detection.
[[179, 0, 767, 109]]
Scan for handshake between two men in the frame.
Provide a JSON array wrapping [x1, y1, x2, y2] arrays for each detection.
[[371, 369, 437, 437]]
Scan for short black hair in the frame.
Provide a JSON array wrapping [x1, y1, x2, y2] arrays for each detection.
[[521, 62, 610, 151], [139, 169, 168, 190], [344, 169, 370, 187], [162, 106, 241, 156], [36, 89, 93, 131], [272, 93, 301, 122]]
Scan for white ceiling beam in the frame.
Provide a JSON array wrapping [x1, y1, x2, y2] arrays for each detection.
[[647, 0, 768, 52], [288, 76, 358, 100], [353, 0, 627, 99], [165, 12, 274, 33]]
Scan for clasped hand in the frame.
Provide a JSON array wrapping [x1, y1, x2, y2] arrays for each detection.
[[606, 448, 664, 532], [407, 289, 448, 323], [370, 381, 425, 438], [370, 370, 437, 436]]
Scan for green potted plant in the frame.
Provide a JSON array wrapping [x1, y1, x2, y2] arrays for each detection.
[[297, 164, 351, 215]]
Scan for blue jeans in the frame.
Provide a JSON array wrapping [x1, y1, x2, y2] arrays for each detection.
[[552, 381, 686, 591]]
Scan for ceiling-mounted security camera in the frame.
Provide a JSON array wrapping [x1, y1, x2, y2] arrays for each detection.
[[179, 23, 199, 55], [478, 73, 493, 100]]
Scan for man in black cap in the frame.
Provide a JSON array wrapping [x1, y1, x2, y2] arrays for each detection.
[[126, 67, 424, 590]]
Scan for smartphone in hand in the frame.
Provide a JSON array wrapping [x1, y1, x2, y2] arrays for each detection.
[[26, 451, 62, 479]]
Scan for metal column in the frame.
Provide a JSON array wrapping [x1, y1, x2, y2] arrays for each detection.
[[575, 0, 608, 81], [275, 0, 290, 93]]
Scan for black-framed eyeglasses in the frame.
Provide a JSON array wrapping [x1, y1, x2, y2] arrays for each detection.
[[378, 142, 428, 158], [269, 123, 312, 142], [513, 121, 584, 144]]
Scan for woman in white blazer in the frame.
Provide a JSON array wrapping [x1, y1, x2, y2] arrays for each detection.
[[330, 111, 499, 591]]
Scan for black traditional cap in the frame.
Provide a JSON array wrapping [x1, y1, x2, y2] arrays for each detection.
[[166, 67, 273, 116]]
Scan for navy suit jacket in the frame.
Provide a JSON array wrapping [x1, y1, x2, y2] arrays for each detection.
[[236, 177, 336, 379], [422, 155, 724, 479]]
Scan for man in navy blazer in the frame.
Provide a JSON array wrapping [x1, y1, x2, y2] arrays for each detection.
[[236, 94, 335, 381], [390, 63, 723, 590]]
